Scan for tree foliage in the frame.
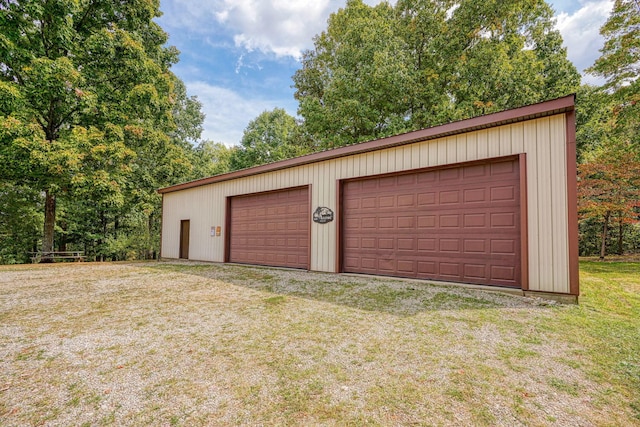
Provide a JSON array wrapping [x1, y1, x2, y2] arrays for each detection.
[[293, 0, 580, 149], [230, 108, 310, 170], [0, 0, 207, 262], [576, 0, 640, 257], [0, 183, 42, 264], [578, 142, 640, 259], [588, 0, 640, 151], [193, 140, 234, 177]]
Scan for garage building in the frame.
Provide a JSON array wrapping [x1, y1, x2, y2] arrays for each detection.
[[159, 95, 579, 301]]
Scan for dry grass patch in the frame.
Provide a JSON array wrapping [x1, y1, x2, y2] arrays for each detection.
[[0, 261, 638, 426]]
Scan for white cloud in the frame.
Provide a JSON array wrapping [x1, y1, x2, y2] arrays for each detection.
[[554, 0, 613, 84], [158, 0, 219, 31], [161, 0, 398, 60], [215, 0, 334, 59], [185, 81, 297, 146]]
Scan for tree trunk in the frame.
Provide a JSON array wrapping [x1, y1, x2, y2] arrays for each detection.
[[617, 214, 624, 255], [59, 220, 67, 252], [41, 190, 56, 263], [148, 213, 154, 260], [599, 211, 610, 261]]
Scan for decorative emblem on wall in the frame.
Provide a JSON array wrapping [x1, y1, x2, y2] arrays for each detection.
[[313, 207, 334, 224]]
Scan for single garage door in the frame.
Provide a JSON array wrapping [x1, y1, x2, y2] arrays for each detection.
[[342, 158, 521, 287], [228, 186, 309, 269]]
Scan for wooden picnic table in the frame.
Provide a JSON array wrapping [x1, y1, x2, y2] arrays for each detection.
[[30, 251, 85, 263]]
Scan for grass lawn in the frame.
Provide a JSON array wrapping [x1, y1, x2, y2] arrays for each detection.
[[0, 261, 638, 426]]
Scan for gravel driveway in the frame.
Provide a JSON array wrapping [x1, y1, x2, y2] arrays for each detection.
[[0, 261, 634, 426]]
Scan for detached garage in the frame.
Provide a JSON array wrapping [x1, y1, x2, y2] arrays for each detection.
[[159, 95, 579, 301]]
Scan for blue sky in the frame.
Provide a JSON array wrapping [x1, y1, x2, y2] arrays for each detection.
[[156, 0, 613, 146]]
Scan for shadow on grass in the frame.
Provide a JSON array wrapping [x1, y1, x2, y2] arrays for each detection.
[[144, 261, 555, 316]]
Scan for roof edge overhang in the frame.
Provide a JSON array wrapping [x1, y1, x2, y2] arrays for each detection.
[[158, 94, 575, 194]]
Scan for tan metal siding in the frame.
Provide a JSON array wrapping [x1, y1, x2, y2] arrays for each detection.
[[161, 114, 571, 293], [551, 117, 570, 291]]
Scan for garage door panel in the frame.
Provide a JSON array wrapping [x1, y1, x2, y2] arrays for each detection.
[[342, 158, 521, 288], [229, 186, 309, 269]]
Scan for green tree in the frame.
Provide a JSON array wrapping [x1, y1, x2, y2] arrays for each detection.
[[230, 108, 309, 170], [0, 183, 42, 264], [293, 0, 580, 148], [575, 84, 612, 161], [588, 0, 640, 150], [294, 0, 412, 148], [442, 0, 579, 118], [0, 0, 189, 261], [192, 140, 234, 177], [578, 1, 640, 257], [578, 142, 640, 259]]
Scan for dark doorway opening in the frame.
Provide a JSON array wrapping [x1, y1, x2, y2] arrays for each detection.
[[180, 220, 190, 259]]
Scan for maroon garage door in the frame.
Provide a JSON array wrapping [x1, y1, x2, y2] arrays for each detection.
[[228, 186, 309, 269], [342, 158, 521, 287]]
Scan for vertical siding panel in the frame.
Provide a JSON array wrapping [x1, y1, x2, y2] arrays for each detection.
[[446, 137, 457, 163], [300, 165, 308, 187], [420, 141, 429, 167], [395, 147, 404, 172], [312, 163, 321, 271], [205, 188, 212, 261], [295, 167, 302, 186], [428, 140, 438, 166], [315, 164, 323, 271], [386, 149, 396, 173], [412, 144, 421, 169], [511, 123, 524, 154], [268, 173, 274, 190], [351, 155, 359, 178], [523, 121, 540, 291], [387, 149, 396, 173], [466, 133, 478, 161], [319, 162, 327, 271], [342, 157, 349, 179], [372, 151, 380, 175], [203, 188, 210, 261], [326, 160, 337, 271], [318, 161, 326, 270], [476, 130, 488, 159], [500, 126, 512, 156], [294, 168, 300, 186], [378, 150, 388, 174], [365, 152, 373, 175], [209, 187, 216, 262], [457, 135, 467, 162], [487, 128, 501, 158], [437, 138, 447, 165], [536, 118, 554, 292], [550, 115, 569, 293], [275, 171, 282, 190], [403, 146, 412, 171], [215, 186, 223, 262]]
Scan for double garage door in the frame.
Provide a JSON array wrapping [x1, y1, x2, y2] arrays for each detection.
[[342, 158, 522, 287], [227, 158, 521, 288]]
